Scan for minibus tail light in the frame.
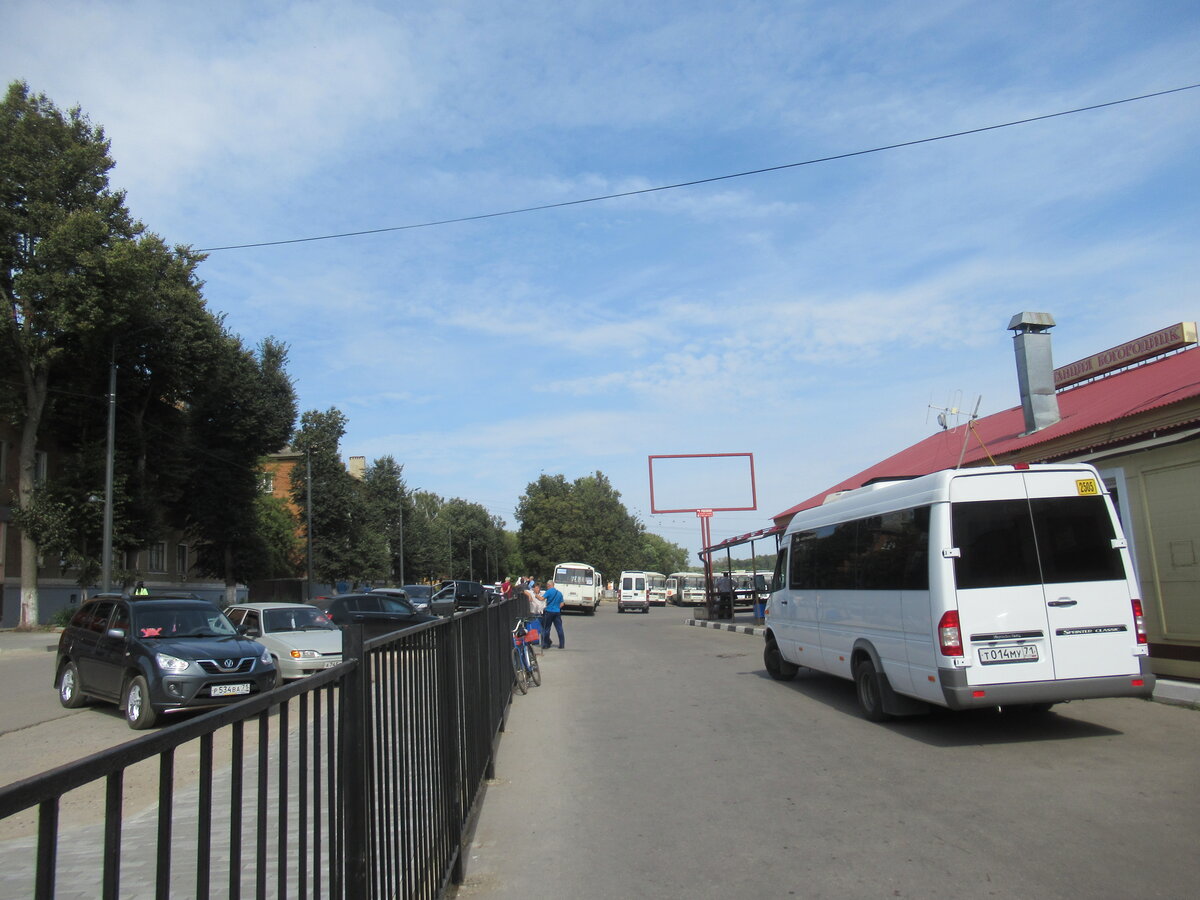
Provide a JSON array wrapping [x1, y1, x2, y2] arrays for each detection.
[[938, 610, 963, 656], [1131, 599, 1147, 645]]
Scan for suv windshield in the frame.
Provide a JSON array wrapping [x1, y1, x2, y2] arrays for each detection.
[[133, 605, 238, 639], [263, 606, 338, 632]]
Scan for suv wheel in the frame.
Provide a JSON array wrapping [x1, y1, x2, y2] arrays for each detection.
[[124, 675, 158, 730], [58, 661, 89, 708]]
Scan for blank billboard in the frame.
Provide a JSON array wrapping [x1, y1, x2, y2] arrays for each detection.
[[648, 453, 757, 514]]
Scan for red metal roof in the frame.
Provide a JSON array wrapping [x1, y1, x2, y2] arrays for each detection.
[[773, 347, 1200, 523]]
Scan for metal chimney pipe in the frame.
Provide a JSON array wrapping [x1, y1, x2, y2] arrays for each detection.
[[1008, 312, 1061, 434]]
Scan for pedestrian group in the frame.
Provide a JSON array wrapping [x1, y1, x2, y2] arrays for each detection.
[[500, 575, 565, 650]]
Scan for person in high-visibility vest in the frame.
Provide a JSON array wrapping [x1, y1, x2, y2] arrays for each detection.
[[133, 580, 149, 595]]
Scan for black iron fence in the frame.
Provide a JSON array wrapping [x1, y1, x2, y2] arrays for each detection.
[[0, 597, 523, 899]]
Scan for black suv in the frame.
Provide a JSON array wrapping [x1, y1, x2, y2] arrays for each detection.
[[55, 593, 276, 729]]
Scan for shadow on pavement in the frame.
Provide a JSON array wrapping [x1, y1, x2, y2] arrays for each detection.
[[750, 667, 1123, 745]]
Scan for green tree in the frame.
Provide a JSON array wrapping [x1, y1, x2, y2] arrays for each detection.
[[515, 470, 645, 581], [361, 455, 410, 583], [250, 493, 304, 581], [183, 336, 298, 603], [638, 531, 689, 576], [0, 81, 217, 625], [405, 490, 446, 583], [290, 409, 358, 588], [289, 408, 390, 588], [438, 497, 505, 583]]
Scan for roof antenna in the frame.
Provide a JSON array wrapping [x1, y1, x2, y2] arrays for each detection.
[[956, 396, 984, 468], [927, 390, 965, 431]]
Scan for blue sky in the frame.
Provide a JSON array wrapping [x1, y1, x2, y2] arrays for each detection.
[[7, 1, 1200, 562]]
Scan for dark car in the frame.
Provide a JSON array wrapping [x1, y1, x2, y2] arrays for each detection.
[[432, 580, 494, 611], [309, 593, 437, 638], [399, 584, 456, 617], [55, 593, 276, 729]]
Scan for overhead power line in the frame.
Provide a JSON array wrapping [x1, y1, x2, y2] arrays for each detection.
[[196, 82, 1200, 253]]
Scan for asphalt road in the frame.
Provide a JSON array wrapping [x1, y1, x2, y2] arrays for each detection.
[[457, 604, 1200, 900]]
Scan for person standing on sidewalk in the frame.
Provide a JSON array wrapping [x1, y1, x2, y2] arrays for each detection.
[[540, 580, 565, 649]]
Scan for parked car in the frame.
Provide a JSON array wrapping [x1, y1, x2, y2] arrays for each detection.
[[432, 580, 495, 611], [309, 593, 437, 638], [224, 602, 343, 688], [399, 584, 457, 617], [55, 593, 276, 729]]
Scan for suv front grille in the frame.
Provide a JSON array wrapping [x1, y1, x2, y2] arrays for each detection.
[[198, 657, 256, 674]]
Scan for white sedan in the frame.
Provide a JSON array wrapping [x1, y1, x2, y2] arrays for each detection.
[[224, 602, 343, 687]]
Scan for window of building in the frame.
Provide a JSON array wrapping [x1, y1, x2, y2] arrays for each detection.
[[176, 544, 189, 578], [260, 472, 275, 493], [148, 542, 167, 573]]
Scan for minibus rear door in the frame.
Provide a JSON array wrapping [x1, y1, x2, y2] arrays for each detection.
[[1023, 471, 1141, 680], [949, 474, 1056, 686]]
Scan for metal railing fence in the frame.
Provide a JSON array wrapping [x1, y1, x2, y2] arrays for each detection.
[[0, 597, 523, 899]]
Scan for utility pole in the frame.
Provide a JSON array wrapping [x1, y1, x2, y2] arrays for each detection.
[[397, 499, 405, 586], [306, 448, 315, 599], [101, 350, 117, 593]]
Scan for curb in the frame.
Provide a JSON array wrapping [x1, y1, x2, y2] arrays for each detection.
[[685, 618, 765, 637], [684, 618, 1200, 710]]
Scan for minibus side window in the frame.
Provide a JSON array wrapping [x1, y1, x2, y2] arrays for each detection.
[[1030, 497, 1125, 583], [789, 531, 816, 589]]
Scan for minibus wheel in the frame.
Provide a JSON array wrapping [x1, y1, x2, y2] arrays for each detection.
[[764, 637, 798, 681], [854, 659, 890, 722]]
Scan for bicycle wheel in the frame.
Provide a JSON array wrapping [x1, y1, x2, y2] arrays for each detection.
[[511, 646, 528, 695], [527, 645, 541, 687]]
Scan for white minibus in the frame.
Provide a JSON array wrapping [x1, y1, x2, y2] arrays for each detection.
[[763, 463, 1155, 720], [618, 571, 650, 613], [553, 562, 601, 615]]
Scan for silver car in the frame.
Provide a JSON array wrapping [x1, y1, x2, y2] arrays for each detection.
[[224, 602, 343, 687]]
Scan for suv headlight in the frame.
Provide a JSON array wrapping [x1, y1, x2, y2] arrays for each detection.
[[290, 649, 321, 659], [156, 653, 191, 672], [260, 647, 272, 664]]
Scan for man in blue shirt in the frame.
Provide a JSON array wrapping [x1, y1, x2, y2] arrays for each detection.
[[540, 580, 565, 650]]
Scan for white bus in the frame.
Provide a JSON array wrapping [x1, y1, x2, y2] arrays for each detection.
[[666, 572, 707, 606], [553, 562, 602, 615], [763, 463, 1154, 721], [646, 572, 668, 606]]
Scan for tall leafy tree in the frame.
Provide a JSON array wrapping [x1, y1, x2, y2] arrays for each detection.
[[638, 531, 689, 576], [1, 81, 212, 625], [289, 408, 388, 588], [405, 489, 445, 583], [361, 455, 409, 583], [515, 470, 645, 581], [183, 336, 298, 603]]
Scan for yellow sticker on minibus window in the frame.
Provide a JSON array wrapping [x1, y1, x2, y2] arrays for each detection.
[[1076, 478, 1099, 496]]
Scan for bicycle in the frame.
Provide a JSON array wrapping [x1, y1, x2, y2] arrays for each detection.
[[511, 617, 542, 694]]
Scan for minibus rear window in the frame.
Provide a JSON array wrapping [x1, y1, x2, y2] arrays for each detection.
[[952, 496, 1125, 590]]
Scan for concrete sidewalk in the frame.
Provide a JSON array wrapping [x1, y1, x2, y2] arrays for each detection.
[[684, 615, 1200, 710], [0, 628, 60, 656]]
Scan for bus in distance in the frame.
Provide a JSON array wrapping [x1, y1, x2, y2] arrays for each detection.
[[646, 572, 668, 606], [553, 562, 601, 615], [666, 572, 707, 606]]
